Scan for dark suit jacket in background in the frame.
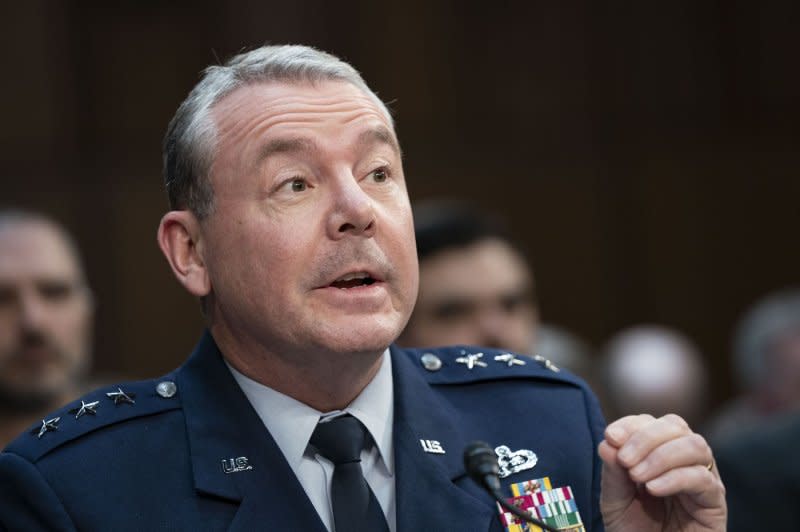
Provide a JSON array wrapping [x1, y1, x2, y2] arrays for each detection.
[[715, 413, 800, 532], [0, 332, 605, 531]]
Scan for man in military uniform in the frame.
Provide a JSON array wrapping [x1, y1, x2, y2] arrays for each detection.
[[0, 45, 725, 531]]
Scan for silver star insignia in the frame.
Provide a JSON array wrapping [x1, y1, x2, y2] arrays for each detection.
[[32, 417, 61, 439], [494, 353, 526, 366], [533, 355, 560, 372], [455, 352, 487, 369], [106, 387, 136, 405], [69, 400, 100, 419]]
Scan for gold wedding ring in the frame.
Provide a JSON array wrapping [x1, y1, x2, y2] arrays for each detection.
[[706, 460, 714, 472]]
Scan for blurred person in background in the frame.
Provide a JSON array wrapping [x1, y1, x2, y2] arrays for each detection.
[[706, 287, 800, 443], [600, 325, 709, 427], [398, 201, 539, 356], [398, 200, 594, 379], [0, 210, 94, 447], [535, 323, 596, 385]]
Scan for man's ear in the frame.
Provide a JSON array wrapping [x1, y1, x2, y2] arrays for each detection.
[[157, 211, 211, 297]]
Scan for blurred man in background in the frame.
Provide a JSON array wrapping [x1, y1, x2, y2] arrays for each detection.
[[706, 288, 800, 443], [599, 325, 709, 427], [710, 289, 800, 529], [398, 201, 539, 355], [398, 201, 595, 380], [0, 210, 93, 447]]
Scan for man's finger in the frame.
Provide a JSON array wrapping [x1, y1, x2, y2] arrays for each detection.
[[644, 464, 726, 509], [627, 432, 715, 484], [612, 414, 691, 468]]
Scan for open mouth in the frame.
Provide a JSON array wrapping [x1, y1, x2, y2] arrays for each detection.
[[330, 271, 378, 289]]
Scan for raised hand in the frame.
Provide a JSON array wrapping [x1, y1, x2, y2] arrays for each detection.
[[598, 414, 726, 531]]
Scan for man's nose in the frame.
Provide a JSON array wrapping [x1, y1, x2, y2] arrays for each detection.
[[475, 309, 510, 349], [18, 290, 48, 332], [327, 173, 376, 239]]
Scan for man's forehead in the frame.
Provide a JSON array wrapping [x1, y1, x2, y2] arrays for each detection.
[[0, 224, 81, 279], [419, 241, 532, 292], [256, 124, 401, 161], [213, 80, 396, 137]]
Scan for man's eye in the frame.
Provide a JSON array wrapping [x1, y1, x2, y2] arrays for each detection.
[[39, 282, 73, 301], [432, 301, 472, 321], [371, 168, 388, 183], [290, 179, 307, 192], [0, 286, 15, 307]]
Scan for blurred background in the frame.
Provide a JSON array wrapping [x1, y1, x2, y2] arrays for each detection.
[[3, 1, 799, 416]]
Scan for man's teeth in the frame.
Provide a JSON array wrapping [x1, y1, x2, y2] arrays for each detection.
[[335, 272, 369, 282]]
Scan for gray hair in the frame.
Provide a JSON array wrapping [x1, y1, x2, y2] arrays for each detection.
[[733, 288, 800, 390], [163, 44, 394, 218]]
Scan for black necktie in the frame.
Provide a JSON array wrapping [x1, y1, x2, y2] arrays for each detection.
[[310, 414, 390, 532]]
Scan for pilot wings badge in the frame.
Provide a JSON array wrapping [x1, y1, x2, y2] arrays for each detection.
[[495, 445, 538, 478]]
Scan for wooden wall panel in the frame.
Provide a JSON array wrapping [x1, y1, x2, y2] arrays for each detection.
[[2, 1, 798, 407]]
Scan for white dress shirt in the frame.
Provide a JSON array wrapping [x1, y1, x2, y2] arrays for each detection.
[[227, 350, 396, 532]]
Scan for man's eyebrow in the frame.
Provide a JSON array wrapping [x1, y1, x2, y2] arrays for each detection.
[[357, 127, 402, 157]]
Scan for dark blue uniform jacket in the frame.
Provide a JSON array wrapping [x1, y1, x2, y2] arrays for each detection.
[[0, 332, 605, 531]]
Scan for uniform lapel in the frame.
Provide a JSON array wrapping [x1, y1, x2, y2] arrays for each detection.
[[390, 346, 501, 532], [177, 331, 327, 531]]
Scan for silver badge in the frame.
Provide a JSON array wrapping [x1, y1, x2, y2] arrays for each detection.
[[106, 387, 136, 405], [420, 353, 442, 371], [69, 400, 100, 419], [455, 351, 487, 369], [222, 456, 253, 474], [533, 355, 560, 372], [156, 381, 177, 398], [32, 417, 61, 439], [494, 353, 526, 367], [495, 445, 538, 478], [420, 439, 446, 454]]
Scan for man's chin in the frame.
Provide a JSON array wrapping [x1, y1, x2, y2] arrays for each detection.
[[0, 382, 65, 414], [313, 319, 401, 356]]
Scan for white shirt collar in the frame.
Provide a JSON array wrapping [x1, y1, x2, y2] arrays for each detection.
[[227, 349, 395, 475]]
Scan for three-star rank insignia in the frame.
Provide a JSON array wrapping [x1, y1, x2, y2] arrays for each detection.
[[31, 417, 61, 439], [494, 353, 526, 367], [498, 476, 585, 532], [533, 355, 560, 372], [69, 400, 100, 419], [455, 351, 487, 369], [106, 387, 136, 405]]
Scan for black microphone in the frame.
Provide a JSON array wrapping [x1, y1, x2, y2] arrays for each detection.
[[463, 441, 559, 532]]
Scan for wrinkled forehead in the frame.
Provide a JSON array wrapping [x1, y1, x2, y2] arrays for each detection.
[[211, 79, 397, 142], [0, 222, 83, 281]]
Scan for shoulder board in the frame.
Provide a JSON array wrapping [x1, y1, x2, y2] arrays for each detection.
[[5, 373, 182, 463], [398, 345, 586, 388]]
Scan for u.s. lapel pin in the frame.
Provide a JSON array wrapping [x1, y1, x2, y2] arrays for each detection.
[[221, 456, 253, 474], [420, 439, 446, 454]]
